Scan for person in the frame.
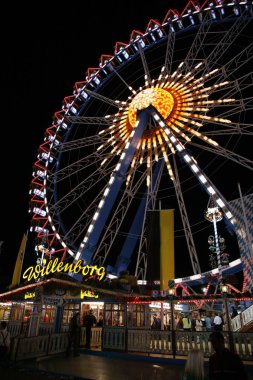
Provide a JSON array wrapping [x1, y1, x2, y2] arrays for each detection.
[[96, 313, 103, 327], [182, 314, 191, 331], [213, 313, 223, 331], [209, 331, 248, 380], [151, 314, 161, 330], [181, 348, 207, 380], [176, 314, 184, 330], [231, 306, 238, 318], [66, 311, 81, 357], [205, 314, 212, 332], [0, 321, 11, 364], [83, 309, 97, 349], [195, 318, 203, 332]]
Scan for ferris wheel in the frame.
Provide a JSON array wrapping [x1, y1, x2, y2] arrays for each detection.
[[30, 1, 253, 290]]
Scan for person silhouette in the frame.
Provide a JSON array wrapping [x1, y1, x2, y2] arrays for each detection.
[[83, 309, 97, 349], [66, 311, 81, 357], [0, 321, 11, 365], [209, 331, 248, 380]]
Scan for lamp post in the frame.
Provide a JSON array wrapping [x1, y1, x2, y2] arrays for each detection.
[[168, 287, 176, 358], [221, 283, 234, 352]]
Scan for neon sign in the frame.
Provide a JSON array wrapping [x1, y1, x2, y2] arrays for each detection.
[[22, 258, 106, 282], [24, 292, 35, 299], [80, 290, 99, 299]]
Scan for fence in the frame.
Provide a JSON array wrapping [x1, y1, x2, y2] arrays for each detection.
[[10, 327, 253, 362]]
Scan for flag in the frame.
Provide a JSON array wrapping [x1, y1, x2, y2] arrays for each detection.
[[146, 210, 175, 290], [9, 231, 28, 288], [229, 193, 253, 291]]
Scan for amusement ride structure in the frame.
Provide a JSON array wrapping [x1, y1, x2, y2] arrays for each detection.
[[29, 1, 253, 294]]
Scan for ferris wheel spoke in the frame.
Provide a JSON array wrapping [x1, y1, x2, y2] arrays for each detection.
[[205, 97, 253, 129], [203, 73, 253, 102], [63, 186, 106, 243], [65, 115, 111, 125], [137, 41, 152, 86], [218, 75, 253, 101], [172, 155, 201, 275], [204, 123, 253, 136], [208, 96, 253, 118], [178, 12, 213, 74], [163, 29, 175, 76], [93, 167, 148, 266], [84, 88, 121, 108], [153, 110, 243, 225], [57, 135, 108, 153], [108, 64, 137, 94], [135, 161, 165, 279], [50, 166, 114, 214], [219, 43, 253, 81], [200, 11, 252, 76], [48, 148, 110, 183], [201, 41, 253, 85], [188, 141, 253, 171]]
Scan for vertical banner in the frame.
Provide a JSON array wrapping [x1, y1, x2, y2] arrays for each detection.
[[146, 210, 175, 290], [10, 231, 28, 288], [160, 210, 174, 290]]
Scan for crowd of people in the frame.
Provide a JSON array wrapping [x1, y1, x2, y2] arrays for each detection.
[[175, 312, 225, 332]]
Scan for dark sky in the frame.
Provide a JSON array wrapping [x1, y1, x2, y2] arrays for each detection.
[[0, 1, 252, 286], [0, 0, 184, 284]]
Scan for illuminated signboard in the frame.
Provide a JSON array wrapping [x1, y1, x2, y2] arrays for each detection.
[[22, 258, 106, 282], [24, 292, 35, 299], [80, 290, 99, 299]]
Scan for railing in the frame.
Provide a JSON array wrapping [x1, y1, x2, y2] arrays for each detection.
[[231, 304, 253, 331], [10, 333, 69, 361], [242, 305, 253, 328], [10, 328, 253, 362], [103, 327, 126, 351], [10, 327, 102, 361], [80, 327, 102, 347]]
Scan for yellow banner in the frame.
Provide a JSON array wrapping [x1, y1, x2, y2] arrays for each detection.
[[10, 231, 28, 288], [160, 210, 174, 291]]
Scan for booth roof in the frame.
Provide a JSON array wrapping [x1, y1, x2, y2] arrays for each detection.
[[0, 276, 148, 302]]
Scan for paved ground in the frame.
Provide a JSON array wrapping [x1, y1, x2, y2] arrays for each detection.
[[1, 350, 253, 380]]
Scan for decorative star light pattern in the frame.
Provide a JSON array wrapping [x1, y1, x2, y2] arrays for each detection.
[[98, 62, 235, 187]]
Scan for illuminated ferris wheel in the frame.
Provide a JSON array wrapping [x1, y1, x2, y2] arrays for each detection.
[[30, 1, 253, 289]]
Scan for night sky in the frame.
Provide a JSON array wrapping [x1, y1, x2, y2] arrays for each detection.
[[0, 1, 252, 287]]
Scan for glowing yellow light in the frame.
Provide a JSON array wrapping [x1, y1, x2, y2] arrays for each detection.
[[128, 88, 174, 127]]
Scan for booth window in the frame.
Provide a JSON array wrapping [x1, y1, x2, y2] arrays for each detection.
[[10, 303, 25, 321], [0, 303, 11, 321], [128, 304, 145, 327], [104, 303, 125, 326], [62, 303, 80, 325], [41, 305, 56, 323]]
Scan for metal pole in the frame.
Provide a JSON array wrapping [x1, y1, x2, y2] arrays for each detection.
[[223, 294, 234, 352], [170, 296, 176, 358]]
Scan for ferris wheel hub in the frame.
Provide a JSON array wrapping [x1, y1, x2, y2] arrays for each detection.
[[128, 88, 174, 127]]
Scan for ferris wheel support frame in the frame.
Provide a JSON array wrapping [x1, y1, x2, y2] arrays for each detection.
[[152, 109, 253, 290], [74, 109, 151, 268]]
